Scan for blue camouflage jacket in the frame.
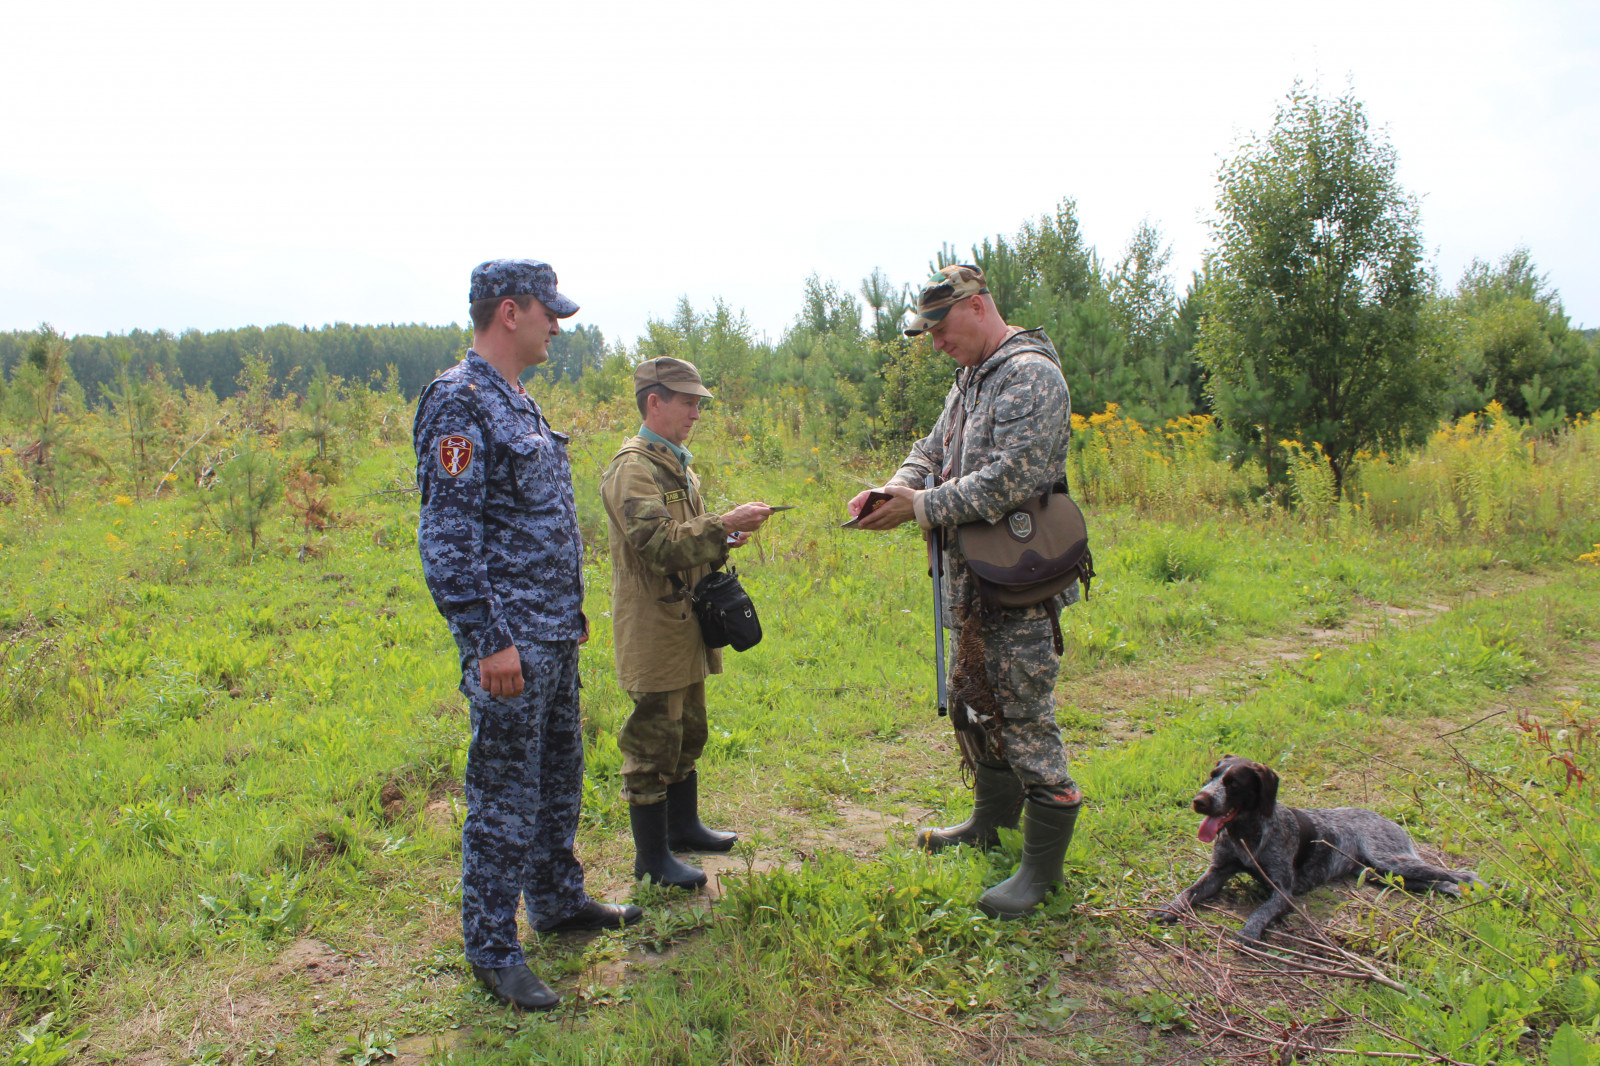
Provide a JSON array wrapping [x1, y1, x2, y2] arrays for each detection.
[[414, 351, 585, 659]]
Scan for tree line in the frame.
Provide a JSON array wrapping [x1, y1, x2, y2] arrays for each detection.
[[4, 85, 1597, 500]]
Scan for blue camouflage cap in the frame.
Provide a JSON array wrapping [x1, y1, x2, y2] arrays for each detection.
[[469, 259, 580, 318]]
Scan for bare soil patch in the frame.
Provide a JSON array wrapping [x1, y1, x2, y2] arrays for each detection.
[[270, 938, 355, 984]]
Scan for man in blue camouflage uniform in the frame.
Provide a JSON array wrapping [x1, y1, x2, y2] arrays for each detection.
[[850, 265, 1084, 919], [415, 259, 641, 1012]]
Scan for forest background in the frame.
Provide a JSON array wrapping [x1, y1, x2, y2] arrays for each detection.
[[5, 91, 1599, 493]]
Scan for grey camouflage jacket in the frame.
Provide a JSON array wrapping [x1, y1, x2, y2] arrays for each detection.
[[889, 327, 1077, 612]]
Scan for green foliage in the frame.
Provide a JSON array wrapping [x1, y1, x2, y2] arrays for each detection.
[[98, 346, 161, 499], [876, 335, 952, 445], [206, 435, 280, 554], [195, 872, 308, 940], [722, 849, 1017, 1000], [2, 325, 82, 512], [1354, 404, 1600, 549], [1, 1014, 87, 1066], [1340, 697, 1600, 1064], [531, 322, 607, 383], [581, 347, 635, 405], [859, 267, 911, 345], [1130, 528, 1219, 583], [289, 367, 346, 470], [935, 201, 1207, 424], [1198, 84, 1447, 497], [0, 891, 69, 1004], [640, 298, 763, 404], [0, 321, 468, 405], [935, 199, 1102, 318], [1106, 220, 1190, 423], [1447, 247, 1600, 427], [339, 1027, 397, 1065]]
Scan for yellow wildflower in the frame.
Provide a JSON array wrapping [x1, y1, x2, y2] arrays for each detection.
[[114, 495, 133, 507]]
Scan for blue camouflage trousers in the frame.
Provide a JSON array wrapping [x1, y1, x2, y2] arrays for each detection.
[[459, 639, 587, 968]]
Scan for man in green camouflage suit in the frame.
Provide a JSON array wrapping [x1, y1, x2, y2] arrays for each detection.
[[850, 264, 1083, 919], [600, 358, 772, 889]]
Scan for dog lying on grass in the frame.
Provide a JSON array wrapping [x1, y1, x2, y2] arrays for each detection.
[[1152, 755, 1482, 941]]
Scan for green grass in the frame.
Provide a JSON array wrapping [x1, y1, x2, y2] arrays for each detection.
[[2, 421, 1599, 1064]]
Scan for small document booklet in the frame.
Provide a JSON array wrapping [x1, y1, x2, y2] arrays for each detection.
[[840, 490, 893, 528]]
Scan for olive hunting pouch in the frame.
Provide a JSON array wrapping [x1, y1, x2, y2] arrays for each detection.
[[672, 568, 762, 652], [957, 481, 1095, 609]]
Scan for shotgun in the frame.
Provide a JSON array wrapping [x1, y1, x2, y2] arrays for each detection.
[[925, 473, 948, 717]]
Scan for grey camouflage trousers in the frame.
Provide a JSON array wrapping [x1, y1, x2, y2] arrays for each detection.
[[953, 601, 1079, 804], [459, 639, 588, 968], [619, 681, 708, 805]]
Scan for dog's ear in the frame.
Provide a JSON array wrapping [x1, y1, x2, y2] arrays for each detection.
[[1254, 763, 1280, 816]]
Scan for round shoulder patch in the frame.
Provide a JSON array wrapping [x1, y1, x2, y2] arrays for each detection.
[[438, 434, 474, 477]]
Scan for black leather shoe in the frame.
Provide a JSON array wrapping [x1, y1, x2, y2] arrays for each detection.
[[539, 898, 644, 933], [470, 963, 560, 1011]]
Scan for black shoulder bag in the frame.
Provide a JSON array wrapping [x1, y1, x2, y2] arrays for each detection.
[[672, 567, 762, 652], [693, 567, 762, 651]]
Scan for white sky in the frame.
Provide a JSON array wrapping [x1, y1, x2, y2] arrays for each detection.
[[2, 0, 1596, 346]]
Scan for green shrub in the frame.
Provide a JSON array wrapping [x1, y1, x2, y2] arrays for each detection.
[[1133, 529, 1219, 583]]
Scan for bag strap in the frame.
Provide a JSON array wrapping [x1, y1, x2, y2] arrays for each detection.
[[669, 562, 733, 599], [942, 393, 968, 480]]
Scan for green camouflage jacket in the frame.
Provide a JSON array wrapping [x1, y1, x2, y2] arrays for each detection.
[[600, 437, 728, 692]]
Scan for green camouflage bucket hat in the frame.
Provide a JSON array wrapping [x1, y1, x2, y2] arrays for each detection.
[[904, 264, 988, 337], [633, 356, 714, 398]]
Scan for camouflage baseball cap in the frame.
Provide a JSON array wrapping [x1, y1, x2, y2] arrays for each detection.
[[903, 264, 989, 337], [634, 357, 713, 399], [469, 259, 580, 318]]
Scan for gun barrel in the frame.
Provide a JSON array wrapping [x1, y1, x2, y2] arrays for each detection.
[[925, 474, 948, 717]]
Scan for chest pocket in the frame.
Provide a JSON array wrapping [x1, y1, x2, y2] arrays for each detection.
[[506, 429, 573, 505]]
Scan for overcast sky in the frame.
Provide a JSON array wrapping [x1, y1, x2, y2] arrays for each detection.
[[2, 0, 1596, 347]]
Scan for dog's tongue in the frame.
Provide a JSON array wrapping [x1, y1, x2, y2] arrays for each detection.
[[1198, 815, 1224, 843]]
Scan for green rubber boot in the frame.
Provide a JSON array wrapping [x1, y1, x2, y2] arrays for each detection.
[[977, 798, 1081, 919], [916, 762, 1023, 853]]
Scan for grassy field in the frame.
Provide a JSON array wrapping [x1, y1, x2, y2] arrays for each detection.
[[2, 396, 1599, 1065]]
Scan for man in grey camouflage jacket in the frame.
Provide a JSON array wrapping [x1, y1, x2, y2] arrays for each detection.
[[850, 264, 1084, 919]]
